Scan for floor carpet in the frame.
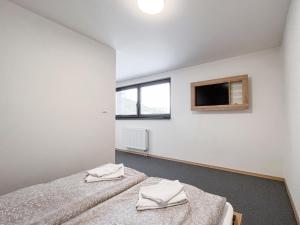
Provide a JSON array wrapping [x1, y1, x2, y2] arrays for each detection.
[[116, 150, 297, 225]]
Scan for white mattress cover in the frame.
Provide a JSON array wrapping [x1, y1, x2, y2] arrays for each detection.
[[218, 202, 234, 225]]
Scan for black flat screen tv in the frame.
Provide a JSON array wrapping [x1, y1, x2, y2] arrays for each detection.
[[195, 82, 229, 106]]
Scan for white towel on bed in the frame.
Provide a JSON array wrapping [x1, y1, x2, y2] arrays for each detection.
[[140, 179, 184, 204], [85, 164, 125, 182], [87, 163, 124, 178], [136, 180, 188, 211]]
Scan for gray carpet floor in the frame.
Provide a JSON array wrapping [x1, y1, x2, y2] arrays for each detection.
[[116, 150, 297, 225]]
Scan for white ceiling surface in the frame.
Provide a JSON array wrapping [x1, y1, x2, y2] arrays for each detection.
[[11, 0, 290, 81]]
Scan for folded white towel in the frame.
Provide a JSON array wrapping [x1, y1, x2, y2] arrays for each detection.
[[85, 165, 125, 183], [87, 163, 123, 178], [141, 179, 184, 204], [136, 181, 188, 211]]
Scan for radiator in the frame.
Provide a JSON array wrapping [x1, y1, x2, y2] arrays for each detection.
[[123, 128, 149, 151]]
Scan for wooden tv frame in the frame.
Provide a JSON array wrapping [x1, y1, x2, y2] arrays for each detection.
[[191, 75, 249, 111]]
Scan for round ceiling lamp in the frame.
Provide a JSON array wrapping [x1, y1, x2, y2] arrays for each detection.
[[137, 0, 165, 15]]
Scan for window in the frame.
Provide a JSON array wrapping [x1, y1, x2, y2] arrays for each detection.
[[116, 78, 171, 119], [116, 88, 138, 116]]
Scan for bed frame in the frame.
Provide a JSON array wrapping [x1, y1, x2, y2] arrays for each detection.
[[233, 212, 243, 225]]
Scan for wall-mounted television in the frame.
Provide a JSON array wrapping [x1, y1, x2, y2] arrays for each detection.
[[191, 75, 249, 111], [195, 83, 229, 106]]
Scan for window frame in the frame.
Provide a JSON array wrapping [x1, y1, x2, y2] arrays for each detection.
[[116, 78, 171, 120]]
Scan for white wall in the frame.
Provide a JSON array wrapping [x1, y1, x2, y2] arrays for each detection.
[[116, 48, 285, 177], [282, 0, 300, 219], [0, 0, 115, 195]]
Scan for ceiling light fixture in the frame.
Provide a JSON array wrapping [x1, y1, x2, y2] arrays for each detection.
[[137, 0, 165, 15]]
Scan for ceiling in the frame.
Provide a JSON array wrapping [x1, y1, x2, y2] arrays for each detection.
[[11, 0, 290, 81]]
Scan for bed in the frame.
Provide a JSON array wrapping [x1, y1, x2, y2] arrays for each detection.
[[0, 167, 146, 225], [62, 177, 233, 225], [0, 166, 242, 225]]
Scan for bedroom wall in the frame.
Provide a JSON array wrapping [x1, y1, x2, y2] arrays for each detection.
[[282, 0, 300, 220], [0, 0, 115, 195], [116, 48, 285, 177]]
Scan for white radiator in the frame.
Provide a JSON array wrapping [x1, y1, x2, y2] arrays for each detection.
[[123, 128, 149, 151]]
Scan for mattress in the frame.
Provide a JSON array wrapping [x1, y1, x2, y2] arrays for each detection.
[[218, 202, 234, 225], [0, 167, 147, 225]]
